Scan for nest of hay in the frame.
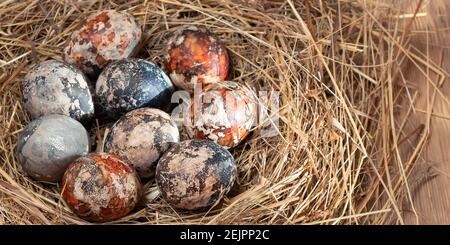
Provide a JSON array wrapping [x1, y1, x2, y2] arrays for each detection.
[[0, 0, 435, 224]]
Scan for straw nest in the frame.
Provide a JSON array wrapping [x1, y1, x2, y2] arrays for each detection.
[[0, 0, 439, 224]]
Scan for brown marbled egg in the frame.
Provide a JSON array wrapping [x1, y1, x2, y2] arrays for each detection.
[[104, 108, 180, 179], [64, 10, 141, 78], [185, 81, 257, 149], [156, 140, 236, 210], [164, 25, 229, 92], [61, 153, 141, 222]]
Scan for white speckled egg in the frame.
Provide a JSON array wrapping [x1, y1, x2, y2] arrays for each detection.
[[22, 60, 94, 124], [16, 114, 90, 182]]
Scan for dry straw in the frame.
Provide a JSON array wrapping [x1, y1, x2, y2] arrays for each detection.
[[0, 0, 439, 224]]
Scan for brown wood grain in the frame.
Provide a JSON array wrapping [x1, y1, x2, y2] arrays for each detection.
[[396, 0, 450, 224]]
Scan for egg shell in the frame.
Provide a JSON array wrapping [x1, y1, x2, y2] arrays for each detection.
[[22, 60, 94, 123], [104, 108, 180, 178], [61, 152, 141, 222], [96, 58, 174, 119], [16, 114, 90, 182], [156, 140, 236, 210], [164, 25, 229, 92], [64, 10, 142, 78], [185, 81, 257, 149]]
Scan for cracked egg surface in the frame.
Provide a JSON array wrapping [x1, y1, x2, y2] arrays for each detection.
[[156, 140, 236, 210], [61, 152, 141, 222]]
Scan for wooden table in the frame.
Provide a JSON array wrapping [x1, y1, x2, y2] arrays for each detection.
[[397, 0, 450, 224]]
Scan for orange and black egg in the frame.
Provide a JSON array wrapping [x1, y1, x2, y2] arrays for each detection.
[[61, 152, 141, 222], [164, 25, 229, 92], [185, 81, 257, 149], [64, 10, 141, 78], [156, 140, 236, 210]]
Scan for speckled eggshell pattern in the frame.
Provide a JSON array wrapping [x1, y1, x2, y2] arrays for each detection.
[[64, 10, 142, 77], [61, 152, 141, 223], [16, 114, 90, 182], [164, 25, 229, 92], [104, 108, 180, 178], [22, 60, 94, 123], [185, 81, 257, 149], [96, 58, 174, 119], [156, 140, 236, 210]]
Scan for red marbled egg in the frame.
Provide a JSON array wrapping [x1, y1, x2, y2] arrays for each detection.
[[61, 153, 141, 222], [64, 10, 141, 78], [185, 81, 257, 149], [164, 25, 229, 92]]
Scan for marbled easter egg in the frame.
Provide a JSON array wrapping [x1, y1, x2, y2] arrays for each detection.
[[61, 152, 141, 222], [16, 114, 90, 182], [96, 58, 174, 119], [185, 81, 257, 149], [64, 10, 141, 78], [164, 25, 229, 92], [22, 60, 94, 123], [156, 140, 236, 210], [104, 108, 180, 178]]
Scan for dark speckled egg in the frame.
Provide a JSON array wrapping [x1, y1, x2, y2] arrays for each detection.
[[96, 58, 174, 119], [104, 108, 179, 178], [61, 152, 141, 222], [16, 114, 90, 182], [22, 60, 94, 124], [164, 25, 230, 92], [64, 10, 142, 78], [156, 140, 236, 210], [185, 81, 257, 149]]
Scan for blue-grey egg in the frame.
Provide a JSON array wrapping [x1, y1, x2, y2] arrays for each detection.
[[104, 108, 180, 178], [16, 114, 90, 182], [22, 60, 94, 124], [95, 58, 174, 119]]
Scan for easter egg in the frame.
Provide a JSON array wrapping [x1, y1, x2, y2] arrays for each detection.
[[16, 114, 90, 182], [96, 58, 174, 119], [64, 10, 142, 78], [61, 152, 141, 222], [185, 81, 257, 149], [104, 108, 180, 178], [156, 140, 236, 210], [22, 60, 94, 123], [164, 25, 229, 92]]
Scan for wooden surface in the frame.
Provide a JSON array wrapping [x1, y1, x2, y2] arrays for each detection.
[[397, 0, 450, 224]]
